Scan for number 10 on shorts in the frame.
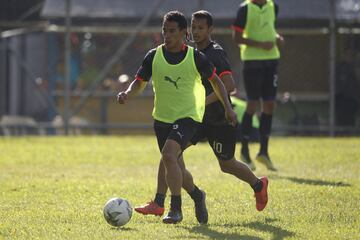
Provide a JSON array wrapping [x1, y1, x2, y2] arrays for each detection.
[[213, 141, 223, 153]]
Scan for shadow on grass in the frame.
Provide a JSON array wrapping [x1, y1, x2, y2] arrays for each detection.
[[180, 218, 294, 240], [180, 224, 262, 240], [270, 175, 351, 187], [243, 218, 295, 240], [110, 226, 134, 231]]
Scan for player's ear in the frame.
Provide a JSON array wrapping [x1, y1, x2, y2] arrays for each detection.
[[209, 26, 214, 34], [185, 30, 189, 41]]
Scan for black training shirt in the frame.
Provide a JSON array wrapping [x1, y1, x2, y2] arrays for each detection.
[[201, 41, 233, 125], [135, 45, 215, 82]]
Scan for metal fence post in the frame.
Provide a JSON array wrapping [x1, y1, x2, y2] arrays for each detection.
[[329, 0, 336, 136], [64, 0, 72, 135]]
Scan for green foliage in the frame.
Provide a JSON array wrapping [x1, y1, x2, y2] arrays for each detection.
[[0, 136, 359, 239]]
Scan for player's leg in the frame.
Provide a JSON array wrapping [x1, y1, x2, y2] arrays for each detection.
[[256, 60, 278, 171], [136, 122, 207, 222], [219, 157, 269, 211], [209, 124, 258, 185], [156, 160, 168, 204], [161, 139, 183, 224], [177, 154, 208, 224], [162, 118, 200, 224], [241, 61, 262, 169], [241, 100, 257, 170], [134, 120, 169, 216], [258, 101, 275, 156], [135, 155, 204, 219], [181, 123, 206, 194], [134, 160, 168, 216], [208, 125, 269, 211]]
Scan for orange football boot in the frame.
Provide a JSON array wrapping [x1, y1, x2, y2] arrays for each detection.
[[254, 177, 268, 211], [134, 201, 165, 216]]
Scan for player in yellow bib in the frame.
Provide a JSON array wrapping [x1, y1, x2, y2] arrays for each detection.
[[135, 11, 270, 224], [117, 11, 237, 224], [232, 0, 284, 171]]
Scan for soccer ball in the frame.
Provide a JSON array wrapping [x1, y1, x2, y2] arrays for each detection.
[[103, 197, 132, 227]]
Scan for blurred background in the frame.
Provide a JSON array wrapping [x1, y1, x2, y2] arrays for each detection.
[[0, 0, 359, 136]]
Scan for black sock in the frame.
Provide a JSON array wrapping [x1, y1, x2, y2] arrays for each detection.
[[241, 112, 253, 155], [187, 185, 203, 203], [154, 193, 165, 207], [259, 113, 272, 155], [170, 195, 182, 212], [251, 179, 263, 192]]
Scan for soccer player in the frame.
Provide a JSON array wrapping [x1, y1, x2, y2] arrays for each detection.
[[232, 0, 284, 171], [134, 10, 269, 224], [117, 11, 237, 224]]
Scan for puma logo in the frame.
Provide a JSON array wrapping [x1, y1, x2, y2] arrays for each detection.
[[164, 76, 181, 89], [176, 131, 184, 139]]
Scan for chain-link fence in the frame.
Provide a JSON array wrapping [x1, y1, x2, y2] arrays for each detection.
[[1, 24, 359, 136]]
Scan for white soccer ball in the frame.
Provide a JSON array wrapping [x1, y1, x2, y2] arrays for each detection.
[[103, 197, 132, 227]]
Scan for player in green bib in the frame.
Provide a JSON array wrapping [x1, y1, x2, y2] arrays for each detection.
[[232, 0, 284, 171], [117, 11, 237, 224], [151, 44, 205, 123], [135, 11, 270, 224]]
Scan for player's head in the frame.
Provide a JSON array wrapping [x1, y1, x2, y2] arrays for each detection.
[[162, 11, 188, 50], [191, 10, 213, 44]]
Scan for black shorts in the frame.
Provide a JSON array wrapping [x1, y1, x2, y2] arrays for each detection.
[[243, 59, 279, 101], [191, 123, 236, 161], [153, 118, 200, 152]]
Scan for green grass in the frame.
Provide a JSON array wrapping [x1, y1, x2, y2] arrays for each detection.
[[0, 136, 359, 240]]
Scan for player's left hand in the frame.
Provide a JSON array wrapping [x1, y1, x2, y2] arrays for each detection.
[[225, 109, 238, 127]]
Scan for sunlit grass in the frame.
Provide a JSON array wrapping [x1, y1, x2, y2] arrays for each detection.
[[0, 136, 359, 239]]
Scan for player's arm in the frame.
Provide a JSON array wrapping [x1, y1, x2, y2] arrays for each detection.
[[274, 4, 285, 47], [117, 78, 147, 104], [205, 72, 235, 105], [232, 5, 275, 51], [117, 49, 154, 104], [208, 73, 232, 110], [204, 48, 235, 105], [276, 33, 285, 48], [208, 73, 237, 126], [195, 50, 237, 125], [233, 31, 275, 51]]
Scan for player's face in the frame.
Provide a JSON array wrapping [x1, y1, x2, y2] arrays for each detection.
[[162, 21, 186, 50], [191, 18, 212, 44]]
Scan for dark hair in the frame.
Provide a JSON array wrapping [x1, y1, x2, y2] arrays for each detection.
[[163, 11, 187, 30], [192, 10, 213, 27]]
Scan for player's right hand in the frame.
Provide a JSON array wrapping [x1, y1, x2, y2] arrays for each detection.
[[117, 92, 127, 104], [225, 109, 238, 127]]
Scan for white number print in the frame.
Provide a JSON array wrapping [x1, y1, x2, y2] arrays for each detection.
[[213, 141, 223, 154], [273, 74, 278, 87]]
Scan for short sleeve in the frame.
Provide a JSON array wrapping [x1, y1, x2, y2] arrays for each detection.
[[194, 50, 216, 80], [232, 4, 247, 32], [135, 48, 156, 82]]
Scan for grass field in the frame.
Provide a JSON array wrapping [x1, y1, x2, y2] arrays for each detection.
[[0, 136, 359, 240]]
